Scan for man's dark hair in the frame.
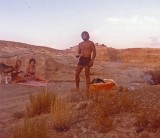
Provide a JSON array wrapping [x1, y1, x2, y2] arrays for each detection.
[[81, 31, 90, 39]]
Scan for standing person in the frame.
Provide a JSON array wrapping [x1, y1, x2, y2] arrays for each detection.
[[25, 58, 49, 82], [75, 31, 96, 95]]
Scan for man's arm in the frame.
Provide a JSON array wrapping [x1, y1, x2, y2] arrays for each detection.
[[88, 42, 96, 67], [77, 45, 81, 54], [91, 43, 96, 61], [76, 45, 82, 58]]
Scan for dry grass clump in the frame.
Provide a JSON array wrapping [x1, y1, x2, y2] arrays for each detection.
[[11, 117, 47, 138], [93, 103, 113, 133], [135, 106, 160, 132], [51, 96, 73, 131], [91, 88, 136, 132], [120, 91, 137, 112], [96, 89, 136, 116], [66, 91, 80, 103], [25, 90, 56, 117]]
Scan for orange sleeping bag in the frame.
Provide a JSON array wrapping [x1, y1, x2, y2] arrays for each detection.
[[89, 81, 116, 96]]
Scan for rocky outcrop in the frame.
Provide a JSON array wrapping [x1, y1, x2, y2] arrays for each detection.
[[0, 40, 76, 80], [95, 44, 110, 61], [1, 40, 160, 80], [117, 48, 160, 65]]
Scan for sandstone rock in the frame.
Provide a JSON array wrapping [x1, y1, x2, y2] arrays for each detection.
[[1, 40, 160, 82]]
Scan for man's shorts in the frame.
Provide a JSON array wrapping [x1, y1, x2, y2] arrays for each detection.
[[78, 57, 91, 66]]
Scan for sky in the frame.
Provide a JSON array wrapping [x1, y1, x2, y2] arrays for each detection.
[[0, 0, 160, 49]]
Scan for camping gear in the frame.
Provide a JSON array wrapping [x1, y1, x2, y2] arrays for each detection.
[[89, 79, 117, 96]]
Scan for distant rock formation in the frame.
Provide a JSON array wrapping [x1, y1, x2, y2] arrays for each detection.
[[117, 48, 160, 65], [1, 40, 160, 80], [0, 40, 76, 80]]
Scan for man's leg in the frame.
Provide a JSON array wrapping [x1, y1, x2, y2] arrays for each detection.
[[85, 66, 90, 94], [75, 65, 83, 92]]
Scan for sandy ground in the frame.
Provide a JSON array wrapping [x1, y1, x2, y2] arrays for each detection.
[[0, 81, 76, 136], [0, 81, 79, 122], [0, 62, 159, 138]]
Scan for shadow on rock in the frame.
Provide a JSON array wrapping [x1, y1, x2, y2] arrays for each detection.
[[144, 70, 160, 85]]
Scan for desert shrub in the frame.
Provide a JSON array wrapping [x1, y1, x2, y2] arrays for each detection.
[[12, 117, 47, 138], [120, 91, 137, 112], [96, 89, 136, 116], [135, 106, 160, 132], [51, 96, 72, 131], [25, 90, 56, 117], [93, 103, 113, 133], [97, 90, 121, 115], [91, 88, 136, 133]]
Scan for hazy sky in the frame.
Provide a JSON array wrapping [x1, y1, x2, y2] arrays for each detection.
[[0, 0, 160, 49]]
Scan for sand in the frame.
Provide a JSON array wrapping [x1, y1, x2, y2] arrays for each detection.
[[0, 62, 160, 138]]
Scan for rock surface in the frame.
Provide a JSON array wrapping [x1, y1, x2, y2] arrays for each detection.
[[1, 40, 160, 81]]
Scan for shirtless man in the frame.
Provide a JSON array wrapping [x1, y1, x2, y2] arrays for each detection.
[[75, 31, 96, 94]]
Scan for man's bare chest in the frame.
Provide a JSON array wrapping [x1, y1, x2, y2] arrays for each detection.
[[80, 43, 92, 51]]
